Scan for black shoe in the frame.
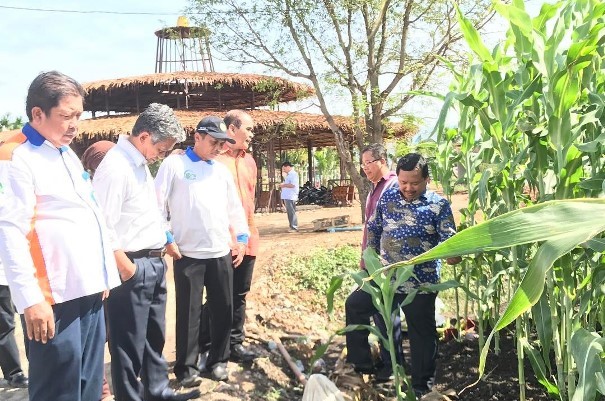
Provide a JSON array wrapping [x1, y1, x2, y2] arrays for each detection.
[[353, 363, 376, 375], [230, 344, 256, 362], [7, 372, 28, 388], [159, 388, 201, 401], [197, 351, 209, 372], [179, 374, 202, 388], [413, 387, 429, 399], [374, 365, 394, 382], [208, 362, 229, 381]]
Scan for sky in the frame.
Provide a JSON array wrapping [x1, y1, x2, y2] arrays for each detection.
[[0, 1, 193, 119], [0, 0, 546, 135]]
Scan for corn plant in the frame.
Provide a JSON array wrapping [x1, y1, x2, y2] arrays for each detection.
[[427, 0, 605, 400]]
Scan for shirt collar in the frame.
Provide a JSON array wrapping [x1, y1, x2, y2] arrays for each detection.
[[398, 189, 428, 203], [22, 123, 48, 147], [186, 147, 214, 164], [223, 147, 246, 158], [117, 135, 146, 167], [22, 123, 71, 152]]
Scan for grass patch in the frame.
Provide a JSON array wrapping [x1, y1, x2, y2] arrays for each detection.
[[285, 245, 359, 309]]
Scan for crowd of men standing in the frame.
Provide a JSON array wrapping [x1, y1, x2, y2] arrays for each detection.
[[0, 70, 461, 401], [0, 71, 260, 401]]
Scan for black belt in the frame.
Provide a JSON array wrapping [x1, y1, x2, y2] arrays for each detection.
[[125, 248, 166, 259]]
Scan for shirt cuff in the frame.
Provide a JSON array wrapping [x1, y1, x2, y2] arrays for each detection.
[[165, 231, 174, 245], [236, 234, 249, 245]]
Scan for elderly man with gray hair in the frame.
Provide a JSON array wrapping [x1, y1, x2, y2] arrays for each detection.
[[93, 103, 199, 401]]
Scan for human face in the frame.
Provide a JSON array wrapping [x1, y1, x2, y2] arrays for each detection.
[[361, 151, 386, 184], [136, 132, 176, 163], [397, 168, 429, 202], [194, 133, 226, 160], [228, 114, 254, 151], [30, 95, 83, 147]]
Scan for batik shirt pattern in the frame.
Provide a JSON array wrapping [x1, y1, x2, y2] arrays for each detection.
[[366, 188, 456, 293]]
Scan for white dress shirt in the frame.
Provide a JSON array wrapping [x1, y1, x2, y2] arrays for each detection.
[[93, 136, 166, 252], [155, 148, 249, 259], [0, 124, 120, 313]]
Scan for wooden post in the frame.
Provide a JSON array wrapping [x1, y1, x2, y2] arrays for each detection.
[[307, 139, 314, 184]]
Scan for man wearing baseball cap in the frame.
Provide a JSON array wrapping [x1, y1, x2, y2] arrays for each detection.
[[155, 116, 249, 384]]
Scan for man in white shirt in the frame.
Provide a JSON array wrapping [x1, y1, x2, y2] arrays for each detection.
[[93, 103, 199, 401], [155, 116, 249, 384], [0, 71, 120, 401], [280, 161, 300, 232]]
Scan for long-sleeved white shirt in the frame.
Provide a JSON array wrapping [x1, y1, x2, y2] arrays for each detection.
[[155, 147, 249, 259], [0, 124, 120, 313], [92, 136, 166, 252]]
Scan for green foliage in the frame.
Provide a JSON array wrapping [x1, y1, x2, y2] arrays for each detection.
[[425, 1, 605, 399], [0, 113, 23, 130], [286, 245, 359, 307], [314, 148, 339, 184]]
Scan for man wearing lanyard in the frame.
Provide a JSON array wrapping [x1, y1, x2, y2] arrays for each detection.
[[0, 71, 120, 401], [93, 103, 199, 401], [155, 116, 249, 385]]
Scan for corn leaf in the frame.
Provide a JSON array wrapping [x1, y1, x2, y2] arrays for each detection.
[[520, 337, 560, 396], [571, 329, 605, 401]]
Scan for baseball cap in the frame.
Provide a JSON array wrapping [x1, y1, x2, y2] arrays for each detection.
[[195, 116, 235, 144]]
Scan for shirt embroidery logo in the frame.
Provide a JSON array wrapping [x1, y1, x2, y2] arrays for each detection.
[[184, 170, 197, 180]]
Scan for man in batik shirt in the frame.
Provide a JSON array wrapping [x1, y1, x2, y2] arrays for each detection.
[[347, 152, 461, 398]]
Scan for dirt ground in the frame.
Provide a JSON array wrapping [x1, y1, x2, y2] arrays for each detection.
[[0, 194, 548, 400]]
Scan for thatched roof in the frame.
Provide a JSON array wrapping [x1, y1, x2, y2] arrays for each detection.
[[3, 110, 417, 156], [64, 109, 417, 154], [82, 72, 315, 113]]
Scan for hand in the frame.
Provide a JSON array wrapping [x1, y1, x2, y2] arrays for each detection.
[[102, 289, 110, 300], [165, 242, 182, 260], [231, 242, 246, 268], [114, 250, 137, 282], [119, 262, 137, 282], [170, 148, 186, 156], [24, 301, 55, 343], [446, 256, 462, 265]]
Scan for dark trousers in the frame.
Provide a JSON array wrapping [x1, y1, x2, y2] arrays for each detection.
[[27, 293, 105, 401], [107, 256, 170, 401], [346, 289, 438, 391], [0, 285, 22, 379], [283, 199, 298, 229], [345, 289, 405, 367], [200, 255, 256, 350], [174, 254, 233, 380]]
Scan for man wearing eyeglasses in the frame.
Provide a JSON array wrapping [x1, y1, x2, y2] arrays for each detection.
[[345, 143, 402, 382], [93, 103, 199, 401]]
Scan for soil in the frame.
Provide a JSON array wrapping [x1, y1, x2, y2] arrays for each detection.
[[0, 194, 550, 401]]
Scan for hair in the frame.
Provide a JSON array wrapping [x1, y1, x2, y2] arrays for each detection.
[[361, 143, 387, 161], [25, 71, 86, 121], [281, 161, 292, 168], [224, 109, 250, 129], [396, 153, 429, 178], [132, 103, 186, 143]]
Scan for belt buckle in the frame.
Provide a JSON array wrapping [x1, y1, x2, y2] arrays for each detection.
[[149, 248, 166, 258]]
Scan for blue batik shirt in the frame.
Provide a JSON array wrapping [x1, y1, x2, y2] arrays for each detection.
[[366, 187, 457, 293]]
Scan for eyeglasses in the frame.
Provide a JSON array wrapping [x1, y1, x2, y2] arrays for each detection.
[[361, 159, 380, 168]]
